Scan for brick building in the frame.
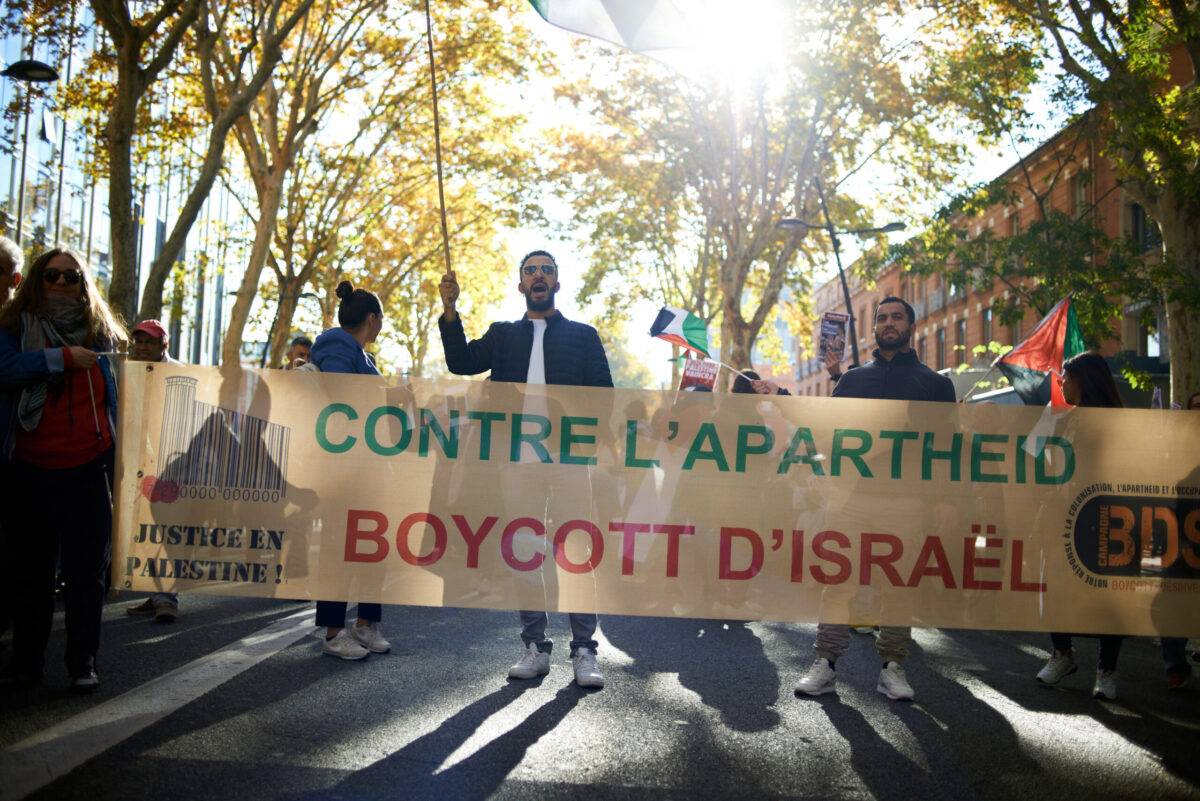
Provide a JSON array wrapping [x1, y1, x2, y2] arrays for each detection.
[[795, 118, 1169, 398]]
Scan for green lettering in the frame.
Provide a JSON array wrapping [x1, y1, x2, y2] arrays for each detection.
[[419, 408, 459, 458], [1015, 435, 1028, 483], [736, 425, 774, 472], [683, 423, 729, 472], [468, 411, 505, 461], [561, 416, 598, 466], [511, 414, 553, 463], [832, 429, 873, 478], [922, 432, 962, 481], [365, 406, 412, 456], [879, 430, 918, 479], [625, 420, 659, 468], [1035, 436, 1075, 485], [970, 433, 1008, 483], [777, 427, 825, 475], [315, 403, 358, 454]]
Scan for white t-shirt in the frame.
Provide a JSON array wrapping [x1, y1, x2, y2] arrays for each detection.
[[526, 318, 547, 385]]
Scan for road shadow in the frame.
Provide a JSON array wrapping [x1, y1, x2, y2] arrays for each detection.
[[282, 682, 585, 801], [602, 614, 781, 733]]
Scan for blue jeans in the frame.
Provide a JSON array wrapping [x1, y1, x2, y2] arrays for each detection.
[[520, 611, 598, 656], [151, 592, 178, 608], [316, 601, 381, 628]]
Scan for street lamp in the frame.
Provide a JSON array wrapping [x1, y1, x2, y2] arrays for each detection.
[[777, 178, 906, 368], [3, 59, 61, 247]]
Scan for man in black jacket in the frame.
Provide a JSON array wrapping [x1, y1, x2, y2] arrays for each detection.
[[438, 250, 612, 689], [794, 296, 955, 703]]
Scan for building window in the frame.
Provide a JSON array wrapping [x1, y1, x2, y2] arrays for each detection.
[[1012, 317, 1022, 345], [981, 308, 993, 345], [1130, 203, 1162, 252], [918, 336, 927, 364], [955, 318, 967, 365], [1008, 213, 1019, 237], [936, 328, 946, 370], [1073, 173, 1088, 218]]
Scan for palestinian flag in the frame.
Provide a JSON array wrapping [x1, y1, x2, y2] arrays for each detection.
[[527, 0, 690, 55], [996, 297, 1087, 408], [651, 307, 710, 357]]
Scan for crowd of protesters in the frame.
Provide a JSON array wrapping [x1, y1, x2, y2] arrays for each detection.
[[0, 238, 1194, 701]]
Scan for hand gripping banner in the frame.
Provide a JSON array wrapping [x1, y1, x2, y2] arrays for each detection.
[[113, 363, 1200, 636]]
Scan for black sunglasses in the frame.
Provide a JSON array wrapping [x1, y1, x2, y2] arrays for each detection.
[[522, 263, 556, 276], [44, 268, 83, 285]]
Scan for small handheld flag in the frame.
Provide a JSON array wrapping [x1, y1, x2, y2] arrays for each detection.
[[650, 306, 710, 358]]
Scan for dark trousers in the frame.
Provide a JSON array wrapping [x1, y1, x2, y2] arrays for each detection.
[[1162, 637, 1190, 677], [0, 462, 13, 643], [315, 601, 381, 628], [1051, 632, 1124, 672], [7, 451, 113, 678]]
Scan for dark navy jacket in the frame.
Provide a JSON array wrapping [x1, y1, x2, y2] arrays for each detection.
[[438, 312, 613, 388], [832, 348, 955, 403], [310, 327, 380, 376]]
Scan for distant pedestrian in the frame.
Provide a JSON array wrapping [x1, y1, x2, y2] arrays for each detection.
[[1036, 351, 1126, 699], [0, 235, 24, 651], [124, 320, 182, 624], [794, 296, 954, 702], [283, 335, 312, 370], [0, 248, 125, 692], [308, 281, 390, 660]]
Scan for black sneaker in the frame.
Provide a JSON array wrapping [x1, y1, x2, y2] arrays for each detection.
[[71, 669, 100, 693], [127, 598, 156, 616]]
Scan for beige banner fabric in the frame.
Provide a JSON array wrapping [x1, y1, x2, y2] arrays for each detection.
[[113, 363, 1200, 636]]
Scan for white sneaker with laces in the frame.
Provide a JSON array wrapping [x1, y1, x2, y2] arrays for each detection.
[[351, 622, 391, 654], [1093, 669, 1118, 700], [572, 649, 605, 689], [794, 658, 837, 696], [1036, 651, 1077, 685], [508, 644, 550, 679], [322, 629, 370, 660], [877, 661, 915, 700]]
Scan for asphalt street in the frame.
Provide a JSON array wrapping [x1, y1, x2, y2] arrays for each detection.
[[1, 594, 1198, 801]]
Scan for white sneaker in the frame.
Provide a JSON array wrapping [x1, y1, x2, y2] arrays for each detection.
[[794, 658, 837, 696], [572, 649, 605, 689], [508, 644, 550, 679], [877, 661, 915, 700], [351, 622, 391, 654], [1093, 669, 1118, 700], [1036, 651, 1077, 685], [322, 629, 369, 660]]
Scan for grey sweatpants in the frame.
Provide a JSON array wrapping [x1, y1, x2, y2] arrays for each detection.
[[815, 623, 910, 664]]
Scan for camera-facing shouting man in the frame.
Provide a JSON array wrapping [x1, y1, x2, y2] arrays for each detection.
[[437, 251, 612, 689]]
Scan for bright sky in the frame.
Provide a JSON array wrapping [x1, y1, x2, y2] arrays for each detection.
[[483, 1, 1066, 388]]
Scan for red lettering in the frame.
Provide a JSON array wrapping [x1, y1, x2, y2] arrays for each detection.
[[554, 520, 604, 574], [612, 521, 652, 576], [1010, 539, 1047, 592], [501, 517, 545, 572], [396, 512, 446, 567], [906, 536, 956, 588], [810, 530, 851, 584], [654, 524, 694, 578], [790, 530, 805, 582], [964, 536, 1003, 590], [344, 509, 388, 563], [860, 532, 905, 587], [719, 527, 764, 580], [452, 515, 498, 568]]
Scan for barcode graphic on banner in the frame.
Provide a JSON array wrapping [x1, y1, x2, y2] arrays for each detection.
[[156, 377, 291, 502]]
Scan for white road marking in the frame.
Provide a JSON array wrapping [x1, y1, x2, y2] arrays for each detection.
[[0, 607, 317, 801]]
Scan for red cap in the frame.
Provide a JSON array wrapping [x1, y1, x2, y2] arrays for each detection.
[[133, 320, 168, 342]]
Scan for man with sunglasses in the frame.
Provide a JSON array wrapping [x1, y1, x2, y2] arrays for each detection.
[[438, 250, 612, 688]]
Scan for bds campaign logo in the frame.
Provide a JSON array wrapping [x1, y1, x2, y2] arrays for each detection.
[[1064, 482, 1200, 590], [141, 377, 292, 505]]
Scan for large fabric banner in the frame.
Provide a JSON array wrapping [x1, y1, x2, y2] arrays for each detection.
[[113, 363, 1200, 636]]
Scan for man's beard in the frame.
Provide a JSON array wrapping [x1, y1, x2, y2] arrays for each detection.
[[525, 286, 556, 312], [876, 327, 911, 350]]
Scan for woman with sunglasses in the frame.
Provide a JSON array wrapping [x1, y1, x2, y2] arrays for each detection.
[[0, 248, 125, 692], [1036, 351, 1126, 700]]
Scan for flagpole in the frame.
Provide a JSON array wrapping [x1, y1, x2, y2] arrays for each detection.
[[423, 0, 453, 276]]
